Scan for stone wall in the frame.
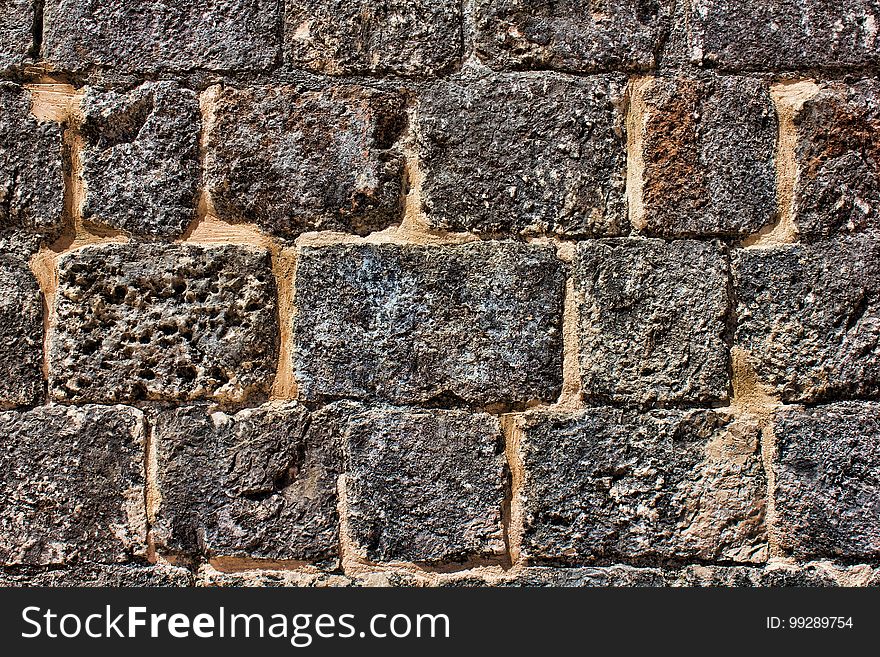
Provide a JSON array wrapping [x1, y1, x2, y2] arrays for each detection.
[[0, 1, 878, 587]]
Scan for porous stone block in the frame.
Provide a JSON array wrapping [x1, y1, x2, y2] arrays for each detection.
[[325, 402, 505, 563], [0, 83, 63, 235], [293, 241, 565, 405], [440, 566, 666, 587], [0, 0, 33, 70], [198, 565, 352, 587], [734, 236, 880, 402], [689, 0, 880, 70], [0, 564, 193, 587], [474, 0, 670, 73], [670, 564, 841, 587], [42, 0, 281, 72], [574, 239, 731, 405], [50, 243, 277, 404], [284, 0, 462, 76], [206, 85, 405, 238], [517, 407, 767, 563], [417, 74, 627, 236], [152, 403, 340, 565], [0, 251, 43, 407], [634, 75, 777, 237], [0, 405, 146, 565], [80, 82, 200, 238], [772, 402, 880, 559]]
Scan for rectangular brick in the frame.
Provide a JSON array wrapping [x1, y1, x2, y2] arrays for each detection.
[[517, 407, 766, 564], [633, 75, 777, 238], [285, 0, 462, 76], [293, 241, 565, 406], [417, 74, 627, 237], [772, 402, 880, 559], [0, 248, 42, 408], [49, 243, 278, 404], [574, 238, 731, 405], [0, 405, 146, 565], [734, 236, 880, 403], [80, 82, 201, 239], [205, 85, 405, 238], [0, 0, 32, 71], [43, 0, 281, 72], [152, 403, 340, 565]]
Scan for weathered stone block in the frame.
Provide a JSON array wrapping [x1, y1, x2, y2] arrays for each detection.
[[285, 0, 462, 76], [634, 75, 777, 238], [474, 0, 670, 73], [0, 405, 146, 565], [417, 74, 627, 237], [0, 0, 33, 71], [518, 407, 766, 563], [440, 566, 666, 587], [0, 564, 193, 587], [325, 402, 505, 563], [689, 0, 880, 70], [293, 242, 564, 405], [206, 85, 405, 238], [793, 80, 880, 241], [50, 243, 277, 403], [80, 82, 200, 239], [0, 83, 63, 235], [198, 565, 352, 588], [671, 564, 841, 587], [574, 239, 731, 405], [772, 402, 880, 559], [0, 252, 42, 407], [43, 0, 281, 72], [734, 236, 880, 402], [152, 403, 340, 565]]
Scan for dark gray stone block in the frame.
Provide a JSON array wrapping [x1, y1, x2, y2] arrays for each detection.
[[0, 564, 193, 587], [0, 250, 43, 408], [0, 0, 33, 71]]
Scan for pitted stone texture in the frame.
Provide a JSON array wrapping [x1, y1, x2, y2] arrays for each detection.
[[0, 83, 63, 235], [734, 237, 880, 403], [417, 74, 627, 237], [294, 242, 564, 406], [50, 243, 277, 404], [441, 566, 666, 587], [152, 403, 340, 565], [474, 0, 670, 73], [0, 564, 193, 587], [0, 252, 42, 407], [689, 0, 880, 71], [198, 565, 352, 588], [285, 1, 462, 76], [327, 402, 505, 563], [636, 76, 777, 238], [772, 402, 880, 560], [671, 564, 842, 587], [518, 408, 766, 564], [206, 85, 405, 238], [80, 82, 200, 239], [793, 80, 880, 241], [574, 239, 731, 405], [43, 0, 281, 72], [0, 405, 146, 565], [0, 0, 33, 71]]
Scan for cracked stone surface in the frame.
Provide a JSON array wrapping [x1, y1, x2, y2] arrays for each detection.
[[734, 236, 880, 403], [574, 239, 731, 405], [517, 407, 767, 564], [417, 74, 627, 237], [0, 404, 146, 565], [152, 403, 340, 566], [293, 241, 565, 406], [0, 0, 33, 71], [50, 243, 277, 404], [0, 249, 43, 407], [80, 82, 200, 239]]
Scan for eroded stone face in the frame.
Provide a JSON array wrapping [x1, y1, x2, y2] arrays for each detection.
[[0, 251, 43, 407], [284, 0, 462, 76], [440, 566, 667, 587], [206, 85, 405, 238], [0, 405, 146, 565], [635, 75, 777, 238], [417, 74, 627, 237], [42, 0, 281, 72], [152, 403, 340, 565], [0, 83, 64, 235], [293, 241, 565, 406], [0, 0, 33, 71], [50, 243, 278, 404], [0, 564, 193, 587], [518, 407, 767, 564], [772, 402, 880, 560], [734, 236, 880, 403], [80, 82, 201, 239], [323, 402, 505, 564], [574, 239, 731, 405], [474, 0, 670, 73]]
